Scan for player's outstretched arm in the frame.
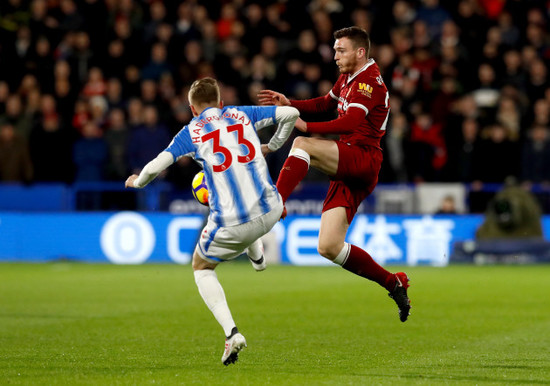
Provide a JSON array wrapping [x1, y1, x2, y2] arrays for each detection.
[[264, 106, 299, 154], [125, 151, 174, 189], [257, 90, 291, 106]]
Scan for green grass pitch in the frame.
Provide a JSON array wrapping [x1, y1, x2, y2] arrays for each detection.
[[1, 263, 549, 385]]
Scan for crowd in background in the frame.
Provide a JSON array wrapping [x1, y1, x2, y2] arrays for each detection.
[[0, 0, 549, 192]]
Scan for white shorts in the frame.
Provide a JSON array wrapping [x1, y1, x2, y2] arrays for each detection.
[[195, 202, 284, 263]]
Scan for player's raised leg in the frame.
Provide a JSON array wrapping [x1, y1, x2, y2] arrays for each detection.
[[318, 207, 411, 321], [192, 251, 247, 365], [276, 137, 339, 203]]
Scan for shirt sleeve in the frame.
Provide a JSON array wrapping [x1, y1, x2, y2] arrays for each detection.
[[133, 151, 174, 188], [235, 105, 277, 130], [290, 93, 337, 114], [306, 107, 365, 135], [164, 127, 196, 160], [267, 106, 299, 151]]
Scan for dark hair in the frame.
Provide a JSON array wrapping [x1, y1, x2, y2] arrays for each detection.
[[333, 26, 370, 57]]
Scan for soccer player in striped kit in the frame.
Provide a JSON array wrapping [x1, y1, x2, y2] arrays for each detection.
[[259, 27, 412, 323], [126, 77, 299, 365]]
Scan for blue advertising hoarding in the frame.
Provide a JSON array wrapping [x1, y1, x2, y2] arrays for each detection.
[[1, 211, 549, 265]]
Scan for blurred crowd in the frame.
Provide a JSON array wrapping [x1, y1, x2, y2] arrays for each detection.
[[0, 0, 549, 190]]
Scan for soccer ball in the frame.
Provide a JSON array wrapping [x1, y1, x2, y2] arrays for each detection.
[[191, 171, 209, 206]]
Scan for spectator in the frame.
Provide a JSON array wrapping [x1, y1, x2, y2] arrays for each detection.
[[445, 118, 480, 183], [454, 0, 489, 62], [435, 195, 457, 214], [81, 67, 107, 98], [430, 77, 458, 125], [287, 29, 323, 66], [521, 125, 550, 185], [381, 112, 409, 183], [501, 49, 526, 88], [0, 94, 34, 140], [416, 0, 451, 40], [10, 26, 33, 87], [0, 82, 9, 114], [497, 11, 520, 48], [473, 124, 519, 184], [109, 17, 141, 66], [495, 96, 521, 141], [28, 0, 58, 43], [54, 77, 76, 121], [29, 112, 74, 182], [88, 95, 108, 128], [58, 0, 83, 33], [105, 78, 125, 110], [174, 2, 200, 44], [178, 40, 206, 86], [104, 108, 129, 181], [143, 1, 167, 45], [68, 31, 95, 85], [525, 58, 548, 103], [126, 97, 143, 130], [127, 105, 171, 174], [392, 0, 417, 29], [141, 42, 174, 81], [71, 98, 89, 133], [0, 122, 33, 182], [408, 111, 447, 182], [73, 121, 107, 182], [103, 40, 128, 80], [241, 3, 268, 54], [122, 65, 141, 99], [471, 63, 500, 125], [30, 36, 55, 94], [198, 20, 218, 63], [526, 99, 550, 129], [107, 0, 143, 33]]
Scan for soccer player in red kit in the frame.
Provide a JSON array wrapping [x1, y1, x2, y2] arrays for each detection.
[[259, 26, 411, 322]]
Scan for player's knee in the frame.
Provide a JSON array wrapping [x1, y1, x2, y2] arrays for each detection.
[[191, 258, 202, 270], [192, 251, 216, 270], [317, 242, 339, 260], [292, 136, 309, 150]]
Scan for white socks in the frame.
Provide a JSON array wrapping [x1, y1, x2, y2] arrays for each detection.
[[289, 148, 311, 165], [194, 269, 236, 337], [332, 242, 351, 266]]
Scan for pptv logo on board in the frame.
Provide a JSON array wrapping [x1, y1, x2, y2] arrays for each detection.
[[100, 212, 202, 264]]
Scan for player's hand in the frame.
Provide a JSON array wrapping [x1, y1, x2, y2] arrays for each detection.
[[261, 144, 273, 157], [295, 118, 307, 132], [125, 174, 139, 188], [257, 90, 291, 106]]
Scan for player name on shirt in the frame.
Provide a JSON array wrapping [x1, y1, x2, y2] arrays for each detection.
[[191, 111, 252, 143]]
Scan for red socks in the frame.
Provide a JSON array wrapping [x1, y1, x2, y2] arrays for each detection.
[[279, 149, 395, 292], [343, 245, 396, 291], [276, 150, 310, 202]]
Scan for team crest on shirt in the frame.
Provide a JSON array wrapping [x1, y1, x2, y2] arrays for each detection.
[[358, 83, 373, 98]]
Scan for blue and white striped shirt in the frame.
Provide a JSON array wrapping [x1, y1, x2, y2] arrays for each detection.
[[165, 105, 280, 227]]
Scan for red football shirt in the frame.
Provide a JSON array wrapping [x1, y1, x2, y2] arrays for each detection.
[[291, 59, 390, 149]]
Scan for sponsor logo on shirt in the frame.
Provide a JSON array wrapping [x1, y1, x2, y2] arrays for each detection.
[[358, 82, 373, 98]]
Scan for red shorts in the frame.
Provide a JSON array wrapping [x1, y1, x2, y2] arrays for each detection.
[[322, 141, 383, 223]]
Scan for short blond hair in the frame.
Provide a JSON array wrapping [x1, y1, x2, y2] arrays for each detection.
[[188, 77, 220, 107]]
